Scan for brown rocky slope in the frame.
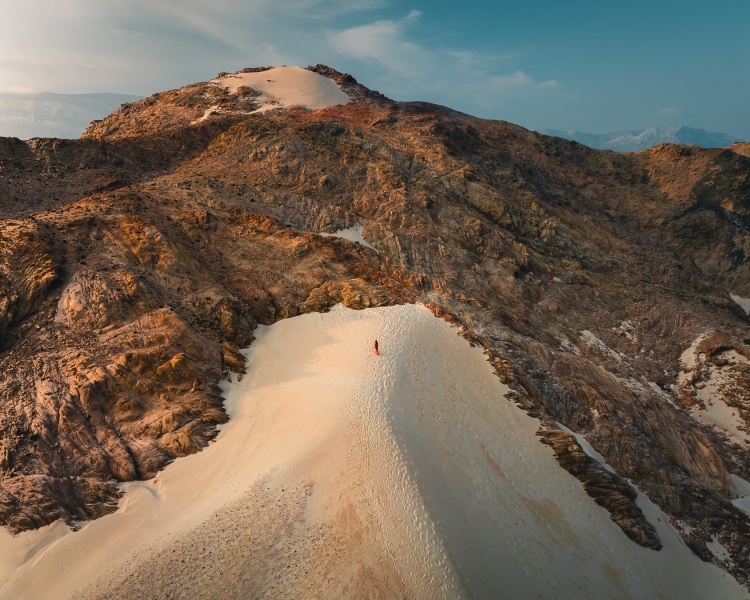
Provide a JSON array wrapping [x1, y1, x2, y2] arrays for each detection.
[[1, 66, 749, 585]]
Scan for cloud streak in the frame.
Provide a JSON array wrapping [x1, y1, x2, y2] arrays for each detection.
[[329, 10, 426, 76], [327, 11, 561, 110]]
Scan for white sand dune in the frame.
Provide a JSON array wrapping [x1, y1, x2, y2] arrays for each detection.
[[212, 66, 349, 112], [0, 304, 746, 599]]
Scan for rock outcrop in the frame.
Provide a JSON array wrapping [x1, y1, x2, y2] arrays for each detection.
[[1, 65, 750, 586]]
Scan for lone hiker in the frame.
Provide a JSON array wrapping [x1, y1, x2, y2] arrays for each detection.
[[374, 340, 380, 355]]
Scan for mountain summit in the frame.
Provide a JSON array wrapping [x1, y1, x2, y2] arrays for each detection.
[[82, 65, 386, 140], [1, 65, 749, 596]]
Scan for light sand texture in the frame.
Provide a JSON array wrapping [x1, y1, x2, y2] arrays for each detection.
[[0, 304, 747, 599], [212, 66, 349, 112]]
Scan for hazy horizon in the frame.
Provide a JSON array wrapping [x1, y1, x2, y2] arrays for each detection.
[[0, 86, 745, 143]]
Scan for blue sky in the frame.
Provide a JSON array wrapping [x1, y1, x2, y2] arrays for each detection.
[[1, 0, 748, 138]]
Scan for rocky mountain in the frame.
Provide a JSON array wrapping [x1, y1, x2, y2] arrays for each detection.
[[0, 93, 142, 140], [1, 65, 750, 589], [542, 125, 743, 151]]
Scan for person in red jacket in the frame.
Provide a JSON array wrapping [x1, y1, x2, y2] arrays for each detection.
[[374, 339, 380, 355]]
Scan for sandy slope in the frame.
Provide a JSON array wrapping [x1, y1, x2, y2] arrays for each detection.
[[212, 66, 350, 111], [0, 304, 746, 599]]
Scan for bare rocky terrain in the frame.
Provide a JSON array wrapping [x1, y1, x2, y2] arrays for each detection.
[[1, 66, 749, 586]]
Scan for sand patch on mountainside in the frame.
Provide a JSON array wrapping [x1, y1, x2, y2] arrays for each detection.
[[212, 66, 350, 112]]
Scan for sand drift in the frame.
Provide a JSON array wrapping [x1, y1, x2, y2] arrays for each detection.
[[0, 304, 746, 599], [212, 66, 350, 112]]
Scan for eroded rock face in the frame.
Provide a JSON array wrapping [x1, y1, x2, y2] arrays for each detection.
[[537, 429, 661, 550], [1, 66, 750, 585], [0, 223, 59, 350]]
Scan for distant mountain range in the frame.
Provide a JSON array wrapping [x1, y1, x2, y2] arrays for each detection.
[[541, 126, 743, 152], [0, 92, 142, 139]]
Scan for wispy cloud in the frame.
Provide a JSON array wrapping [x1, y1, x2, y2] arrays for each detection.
[[328, 11, 561, 109], [328, 11, 427, 77], [0, 0, 390, 93], [537, 79, 561, 90]]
